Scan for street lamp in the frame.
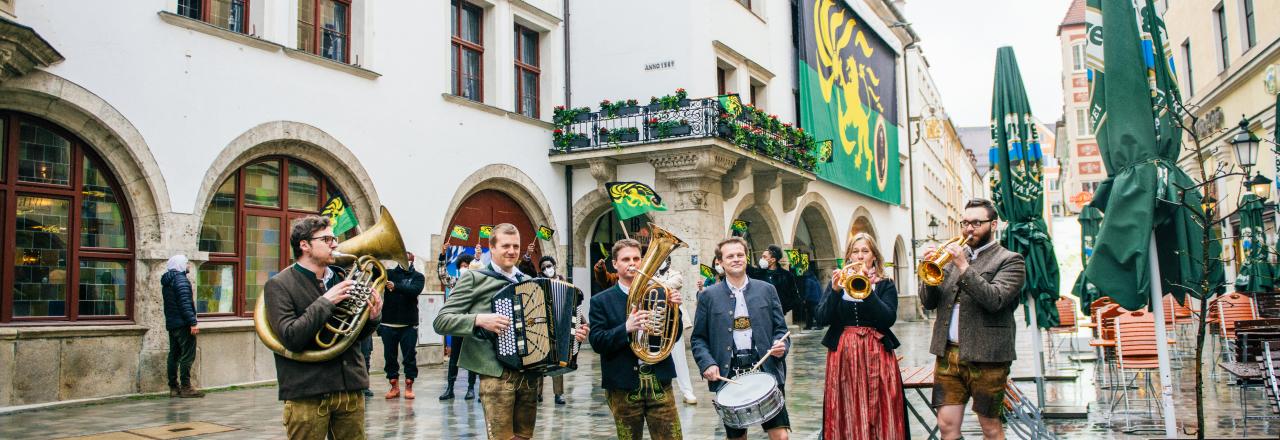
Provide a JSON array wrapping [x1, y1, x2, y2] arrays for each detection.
[[1248, 173, 1273, 200], [1229, 116, 1261, 175], [927, 216, 940, 241]]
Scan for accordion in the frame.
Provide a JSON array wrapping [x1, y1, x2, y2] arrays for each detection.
[[491, 278, 584, 376]]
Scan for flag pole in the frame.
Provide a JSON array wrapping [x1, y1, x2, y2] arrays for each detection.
[[619, 220, 630, 240], [1147, 233, 1178, 437]]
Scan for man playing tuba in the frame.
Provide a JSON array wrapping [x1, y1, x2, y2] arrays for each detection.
[[263, 216, 383, 440], [588, 238, 685, 439]]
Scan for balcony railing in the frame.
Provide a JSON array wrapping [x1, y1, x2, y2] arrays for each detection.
[[550, 96, 820, 172]]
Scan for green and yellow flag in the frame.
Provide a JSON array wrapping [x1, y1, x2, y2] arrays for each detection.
[[798, 0, 901, 203], [449, 225, 470, 241], [537, 225, 555, 240], [700, 264, 717, 286], [478, 225, 494, 239], [793, 253, 811, 277], [731, 220, 750, 235], [718, 94, 744, 117], [321, 196, 358, 236], [606, 181, 667, 220]]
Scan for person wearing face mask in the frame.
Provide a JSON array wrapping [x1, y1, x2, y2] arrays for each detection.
[[815, 233, 906, 439], [536, 255, 569, 405], [748, 245, 800, 324], [438, 253, 478, 401], [379, 252, 426, 400], [920, 198, 1026, 440]]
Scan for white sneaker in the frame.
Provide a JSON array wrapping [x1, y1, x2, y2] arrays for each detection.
[[683, 392, 697, 405]]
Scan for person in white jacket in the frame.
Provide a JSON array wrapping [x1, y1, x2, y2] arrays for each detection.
[[655, 257, 698, 405]]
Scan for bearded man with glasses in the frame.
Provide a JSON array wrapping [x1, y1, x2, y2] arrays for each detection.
[[263, 216, 383, 439], [919, 198, 1026, 440]]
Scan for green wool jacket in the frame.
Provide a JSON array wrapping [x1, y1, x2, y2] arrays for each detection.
[[431, 267, 517, 378]]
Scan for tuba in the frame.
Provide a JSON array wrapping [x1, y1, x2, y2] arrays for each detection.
[[917, 235, 970, 286], [628, 223, 687, 364], [254, 206, 408, 363], [836, 261, 872, 299]]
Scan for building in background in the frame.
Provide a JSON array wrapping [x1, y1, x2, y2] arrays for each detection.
[[0, 0, 570, 407], [1057, 0, 1104, 215], [1163, 0, 1280, 251]]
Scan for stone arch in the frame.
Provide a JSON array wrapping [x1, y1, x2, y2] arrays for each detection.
[[848, 206, 878, 245], [892, 235, 909, 284], [729, 196, 784, 255], [0, 71, 169, 253], [193, 121, 381, 227], [788, 193, 839, 273], [571, 189, 613, 268], [439, 164, 559, 262]]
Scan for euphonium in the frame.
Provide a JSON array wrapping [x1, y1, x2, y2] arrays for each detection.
[[254, 206, 408, 363], [837, 261, 872, 299], [917, 235, 971, 286], [628, 223, 687, 364]]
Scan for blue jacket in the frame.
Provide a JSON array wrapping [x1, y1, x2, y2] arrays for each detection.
[[803, 273, 823, 303], [691, 278, 790, 392], [161, 269, 197, 330]]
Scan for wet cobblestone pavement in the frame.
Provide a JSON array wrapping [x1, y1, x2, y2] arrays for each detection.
[[3, 318, 1278, 439]]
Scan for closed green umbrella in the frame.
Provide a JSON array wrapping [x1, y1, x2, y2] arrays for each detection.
[[1082, 0, 1223, 311], [1073, 206, 1103, 314], [1235, 194, 1273, 293], [988, 47, 1061, 329], [1083, 1, 1225, 435]]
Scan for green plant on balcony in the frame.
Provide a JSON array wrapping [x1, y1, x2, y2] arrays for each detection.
[[598, 126, 640, 144], [646, 117, 691, 138], [553, 128, 588, 151], [600, 99, 640, 118], [648, 88, 692, 111], [553, 105, 592, 126]]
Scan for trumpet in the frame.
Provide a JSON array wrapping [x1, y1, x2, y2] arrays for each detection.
[[917, 235, 970, 286], [835, 261, 872, 299]]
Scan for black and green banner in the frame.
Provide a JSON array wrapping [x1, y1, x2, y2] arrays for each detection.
[[606, 181, 667, 220], [798, 0, 901, 204]]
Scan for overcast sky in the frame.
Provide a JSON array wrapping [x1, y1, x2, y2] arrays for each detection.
[[902, 0, 1069, 128]]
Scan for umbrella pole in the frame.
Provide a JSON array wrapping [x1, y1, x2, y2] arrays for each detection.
[[1147, 234, 1178, 437], [1029, 298, 1047, 409]]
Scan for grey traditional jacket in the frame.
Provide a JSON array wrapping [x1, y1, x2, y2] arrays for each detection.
[[919, 242, 1026, 363], [691, 278, 789, 392]]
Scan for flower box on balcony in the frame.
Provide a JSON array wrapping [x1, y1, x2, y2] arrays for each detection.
[[618, 105, 642, 116], [648, 123, 692, 139], [574, 112, 593, 123], [570, 135, 591, 148]]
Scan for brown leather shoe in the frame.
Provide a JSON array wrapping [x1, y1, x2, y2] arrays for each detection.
[[169, 387, 179, 398], [178, 386, 205, 398], [385, 378, 400, 399], [404, 379, 415, 400]]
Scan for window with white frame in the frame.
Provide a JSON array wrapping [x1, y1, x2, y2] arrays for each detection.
[[1071, 43, 1086, 72]]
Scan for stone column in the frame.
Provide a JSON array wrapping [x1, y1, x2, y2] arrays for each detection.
[[648, 146, 738, 314]]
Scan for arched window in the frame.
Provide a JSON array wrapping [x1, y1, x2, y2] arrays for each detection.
[[1, 112, 134, 323], [196, 157, 350, 317]]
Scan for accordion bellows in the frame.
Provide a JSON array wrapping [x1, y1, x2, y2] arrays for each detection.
[[492, 278, 585, 376]]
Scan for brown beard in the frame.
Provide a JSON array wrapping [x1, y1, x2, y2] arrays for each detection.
[[969, 229, 994, 248]]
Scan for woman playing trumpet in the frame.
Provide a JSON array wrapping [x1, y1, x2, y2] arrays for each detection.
[[816, 232, 908, 439]]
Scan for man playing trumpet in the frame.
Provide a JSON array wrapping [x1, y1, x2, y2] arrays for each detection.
[[589, 238, 685, 439], [919, 199, 1025, 440]]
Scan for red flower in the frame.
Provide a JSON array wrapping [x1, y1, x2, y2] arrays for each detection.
[[601, 99, 612, 105], [555, 105, 565, 111], [599, 127, 609, 134], [649, 117, 659, 124], [554, 129, 563, 135], [676, 88, 686, 93]]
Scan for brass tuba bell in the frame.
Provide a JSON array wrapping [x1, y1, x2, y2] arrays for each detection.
[[628, 223, 687, 364], [917, 235, 970, 286], [254, 206, 407, 363]]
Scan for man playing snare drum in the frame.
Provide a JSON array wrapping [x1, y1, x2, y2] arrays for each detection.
[[692, 237, 791, 440], [589, 238, 685, 439]]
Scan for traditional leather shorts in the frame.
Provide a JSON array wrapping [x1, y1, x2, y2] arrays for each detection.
[[932, 343, 1011, 419]]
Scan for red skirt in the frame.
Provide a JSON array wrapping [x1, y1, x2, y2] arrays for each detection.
[[823, 326, 908, 440]]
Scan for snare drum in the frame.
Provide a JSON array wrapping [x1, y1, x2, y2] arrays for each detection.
[[713, 371, 785, 429]]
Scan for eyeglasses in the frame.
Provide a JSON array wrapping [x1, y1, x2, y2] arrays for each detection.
[[959, 219, 994, 228], [308, 235, 338, 245]]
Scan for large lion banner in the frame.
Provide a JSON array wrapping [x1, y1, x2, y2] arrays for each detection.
[[798, 0, 901, 204]]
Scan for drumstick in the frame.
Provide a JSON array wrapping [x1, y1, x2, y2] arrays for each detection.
[[720, 377, 741, 385], [750, 331, 792, 372]]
